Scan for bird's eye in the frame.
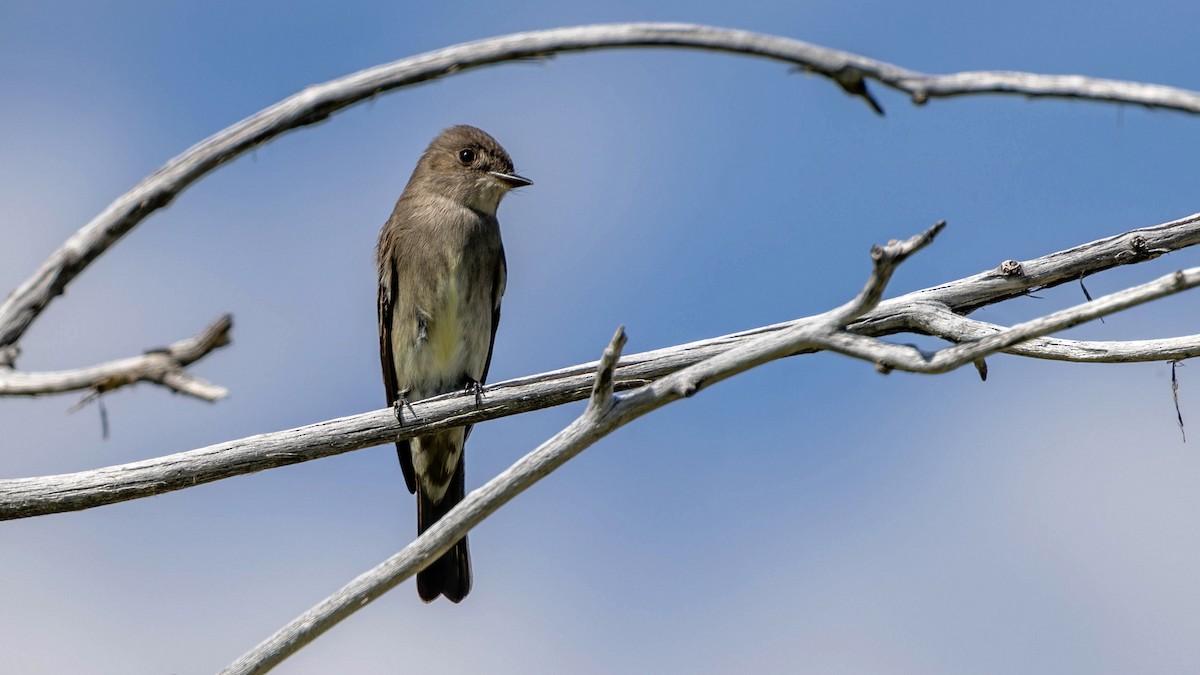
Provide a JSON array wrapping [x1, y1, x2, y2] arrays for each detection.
[[457, 148, 476, 164]]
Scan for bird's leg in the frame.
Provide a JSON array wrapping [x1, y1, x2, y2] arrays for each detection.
[[393, 388, 422, 424], [464, 379, 484, 406]]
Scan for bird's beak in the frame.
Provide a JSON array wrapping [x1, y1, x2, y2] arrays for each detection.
[[488, 171, 533, 188]]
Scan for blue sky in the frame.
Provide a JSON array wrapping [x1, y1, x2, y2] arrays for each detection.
[[1, 2, 1198, 673]]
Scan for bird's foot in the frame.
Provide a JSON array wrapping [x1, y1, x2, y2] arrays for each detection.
[[464, 379, 484, 406], [393, 389, 423, 425]]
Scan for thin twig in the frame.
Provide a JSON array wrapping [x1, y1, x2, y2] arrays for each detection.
[[1171, 360, 1186, 442], [0, 314, 232, 400], [907, 303, 1200, 363], [827, 222, 946, 326]]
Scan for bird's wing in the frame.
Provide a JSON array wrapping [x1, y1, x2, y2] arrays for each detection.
[[379, 248, 417, 494], [480, 249, 506, 384], [464, 249, 505, 444]]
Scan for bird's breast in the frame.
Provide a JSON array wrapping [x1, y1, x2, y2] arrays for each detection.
[[427, 259, 463, 370], [393, 253, 492, 397]]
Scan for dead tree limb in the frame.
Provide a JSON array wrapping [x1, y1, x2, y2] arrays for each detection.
[[220, 221, 1199, 674], [2, 215, 1197, 521]]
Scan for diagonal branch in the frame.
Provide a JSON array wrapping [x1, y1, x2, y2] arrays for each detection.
[[223, 226, 944, 672], [4, 24, 1200, 354], [852, 211, 1200, 329], [0, 314, 232, 401], [219, 325, 631, 675], [222, 223, 1200, 674]]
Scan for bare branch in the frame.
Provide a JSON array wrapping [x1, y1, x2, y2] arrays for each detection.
[[909, 303, 1200, 363], [816, 267, 1200, 373], [4, 24, 1199, 354], [222, 327, 632, 675], [226, 226, 978, 672], [0, 314, 232, 401], [853, 211, 1200, 331], [233, 221, 1193, 674], [2, 214, 1198, 520]]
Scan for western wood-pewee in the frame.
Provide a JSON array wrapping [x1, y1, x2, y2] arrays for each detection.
[[376, 125, 530, 602]]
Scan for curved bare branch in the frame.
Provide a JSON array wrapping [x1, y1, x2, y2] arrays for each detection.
[[4, 23, 1199, 355]]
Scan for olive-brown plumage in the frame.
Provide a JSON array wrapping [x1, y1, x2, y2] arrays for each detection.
[[376, 125, 529, 602]]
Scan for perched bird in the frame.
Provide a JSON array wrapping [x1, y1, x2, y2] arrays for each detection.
[[376, 125, 531, 602]]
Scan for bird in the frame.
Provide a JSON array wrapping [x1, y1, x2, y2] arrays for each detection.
[[376, 125, 530, 602]]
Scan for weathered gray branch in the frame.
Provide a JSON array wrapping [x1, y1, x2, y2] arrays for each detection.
[[909, 303, 1200, 363], [220, 326, 631, 675], [4, 22, 1199, 359], [0, 314, 232, 401], [3, 215, 1197, 521], [223, 221, 1200, 674], [223, 230, 945, 674], [817, 267, 1200, 373], [854, 212, 1200, 326]]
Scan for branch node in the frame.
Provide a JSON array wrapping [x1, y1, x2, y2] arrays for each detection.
[[1116, 234, 1171, 263], [999, 259, 1024, 276]]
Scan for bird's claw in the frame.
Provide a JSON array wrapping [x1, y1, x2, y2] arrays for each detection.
[[465, 379, 484, 406], [393, 389, 422, 425]]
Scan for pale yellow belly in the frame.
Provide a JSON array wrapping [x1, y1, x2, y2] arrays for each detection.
[[391, 261, 491, 401]]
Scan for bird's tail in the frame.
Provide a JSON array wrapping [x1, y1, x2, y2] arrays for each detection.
[[416, 449, 471, 603]]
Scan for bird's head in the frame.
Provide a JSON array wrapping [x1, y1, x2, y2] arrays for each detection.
[[414, 125, 532, 215]]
